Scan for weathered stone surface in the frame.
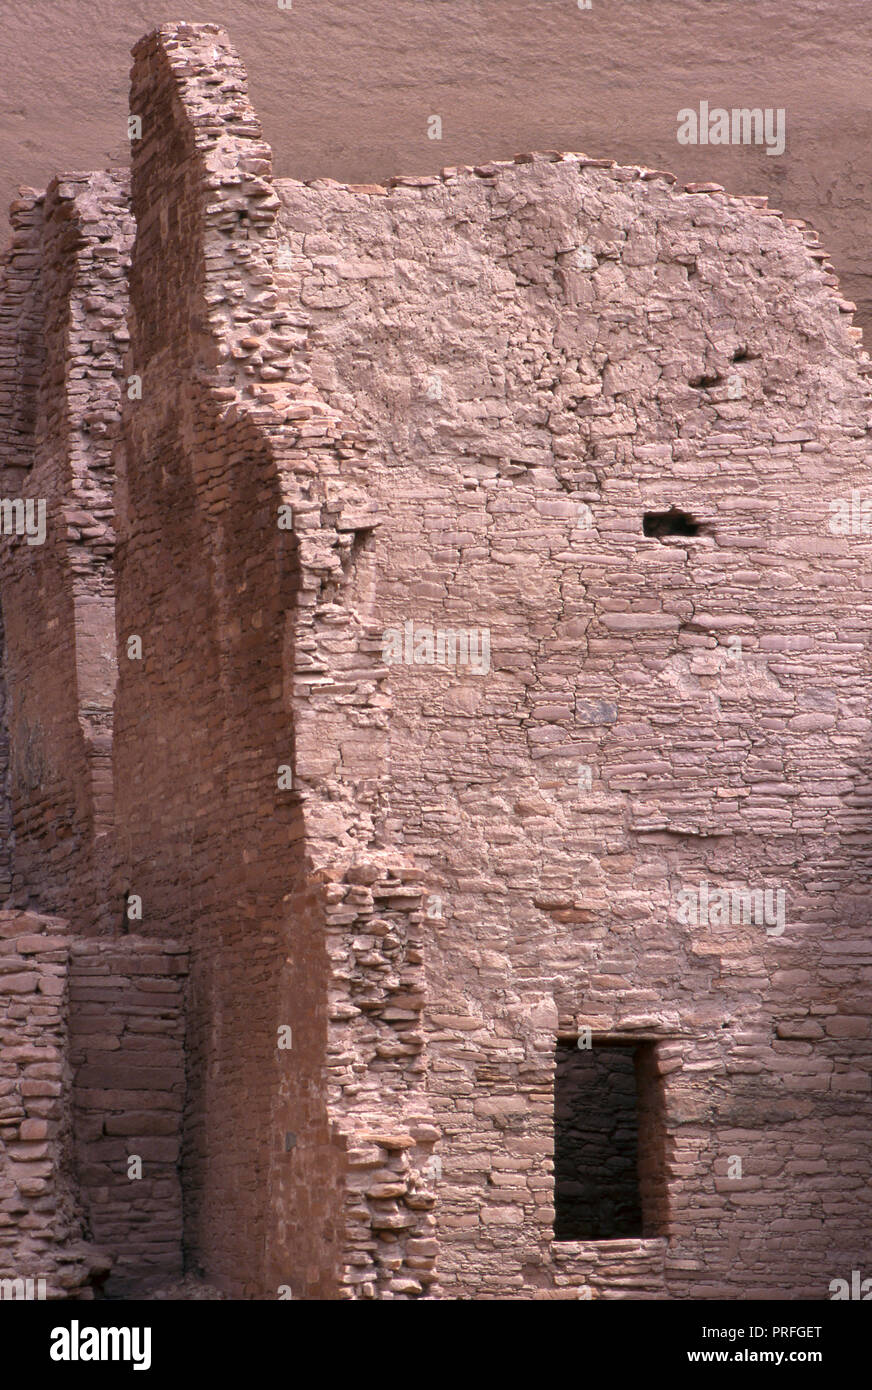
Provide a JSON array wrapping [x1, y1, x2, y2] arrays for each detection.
[[0, 21, 870, 1303], [0, 914, 104, 1297]]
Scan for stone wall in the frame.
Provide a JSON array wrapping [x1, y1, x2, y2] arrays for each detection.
[[0, 911, 105, 1299], [0, 21, 870, 1301], [0, 911, 187, 1299], [113, 23, 349, 1298], [69, 938, 187, 1297], [114, 23, 872, 1299], [268, 121, 872, 1297], [0, 608, 15, 901], [0, 171, 131, 933]]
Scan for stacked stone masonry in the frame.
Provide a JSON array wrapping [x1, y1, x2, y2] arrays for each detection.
[[0, 911, 99, 1299], [69, 938, 187, 1297], [0, 911, 186, 1298], [0, 22, 870, 1298]]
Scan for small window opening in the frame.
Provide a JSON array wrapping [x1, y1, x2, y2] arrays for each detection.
[[554, 1039, 667, 1241], [643, 508, 699, 539]]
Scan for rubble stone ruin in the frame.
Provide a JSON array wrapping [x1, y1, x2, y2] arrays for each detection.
[[1, 22, 871, 1300]]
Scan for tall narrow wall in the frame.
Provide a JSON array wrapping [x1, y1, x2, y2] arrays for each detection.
[[114, 23, 357, 1298], [0, 173, 131, 932]]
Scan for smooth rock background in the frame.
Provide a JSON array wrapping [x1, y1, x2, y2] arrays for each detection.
[[1, 0, 871, 335]]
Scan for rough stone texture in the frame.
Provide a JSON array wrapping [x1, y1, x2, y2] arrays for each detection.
[[69, 938, 187, 1297], [0, 911, 107, 1298], [267, 132, 872, 1299], [0, 911, 187, 1299], [0, 171, 132, 933], [141, 1274, 226, 1300], [0, 608, 14, 901], [0, 22, 871, 1300]]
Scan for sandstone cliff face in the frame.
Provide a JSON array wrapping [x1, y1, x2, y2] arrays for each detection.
[[1, 1, 870, 340], [0, 23, 871, 1300]]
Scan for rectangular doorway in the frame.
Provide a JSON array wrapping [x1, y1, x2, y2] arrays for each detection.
[[553, 1038, 664, 1241]]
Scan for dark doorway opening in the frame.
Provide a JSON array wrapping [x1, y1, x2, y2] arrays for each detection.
[[554, 1039, 663, 1241]]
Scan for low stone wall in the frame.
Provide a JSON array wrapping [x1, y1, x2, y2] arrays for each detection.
[[69, 938, 188, 1297], [0, 910, 105, 1299], [0, 913, 188, 1299]]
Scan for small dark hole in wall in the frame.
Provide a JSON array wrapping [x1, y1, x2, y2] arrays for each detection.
[[688, 372, 722, 389], [643, 508, 700, 539]]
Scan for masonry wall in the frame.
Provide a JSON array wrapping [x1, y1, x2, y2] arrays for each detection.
[[0, 608, 15, 901], [113, 24, 872, 1300], [0, 172, 131, 933], [69, 938, 188, 1297], [269, 147, 872, 1298], [2, 20, 871, 1301], [0, 911, 187, 1298], [0, 910, 106, 1299], [112, 24, 352, 1299]]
